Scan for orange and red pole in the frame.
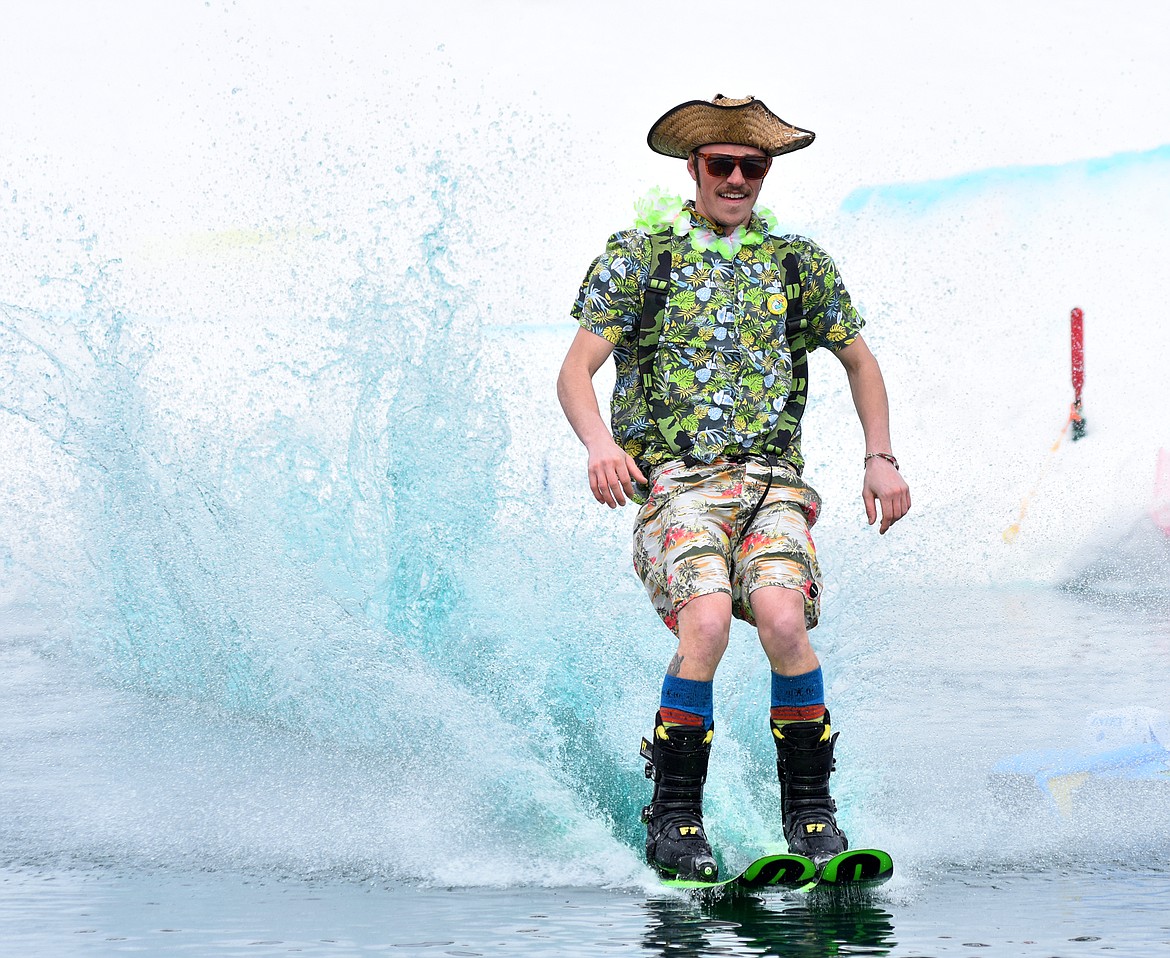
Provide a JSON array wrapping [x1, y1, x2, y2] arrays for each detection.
[[1070, 307, 1086, 440]]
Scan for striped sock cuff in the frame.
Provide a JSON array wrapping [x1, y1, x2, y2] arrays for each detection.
[[770, 703, 827, 723], [659, 708, 706, 727]]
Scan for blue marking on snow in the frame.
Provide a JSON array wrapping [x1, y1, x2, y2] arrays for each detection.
[[841, 142, 1170, 214]]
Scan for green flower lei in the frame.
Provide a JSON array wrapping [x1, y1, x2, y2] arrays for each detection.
[[633, 187, 779, 259]]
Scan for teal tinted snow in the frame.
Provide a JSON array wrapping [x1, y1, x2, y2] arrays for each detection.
[[840, 143, 1170, 215]]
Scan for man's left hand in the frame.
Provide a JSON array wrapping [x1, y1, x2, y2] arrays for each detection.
[[863, 458, 911, 534]]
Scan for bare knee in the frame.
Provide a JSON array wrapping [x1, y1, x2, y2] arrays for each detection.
[[752, 586, 819, 674], [672, 592, 732, 680]]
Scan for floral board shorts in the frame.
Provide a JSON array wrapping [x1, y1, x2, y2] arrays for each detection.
[[632, 458, 823, 635]]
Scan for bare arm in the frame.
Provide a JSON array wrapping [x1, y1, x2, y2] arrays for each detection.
[[557, 327, 647, 508], [834, 335, 912, 534]]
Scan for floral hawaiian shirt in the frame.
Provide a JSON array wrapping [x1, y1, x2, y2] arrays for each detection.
[[571, 197, 864, 474]]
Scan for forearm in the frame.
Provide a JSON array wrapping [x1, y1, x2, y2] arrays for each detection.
[[836, 337, 895, 454], [557, 361, 614, 451], [835, 336, 911, 531], [845, 359, 895, 455], [558, 328, 646, 506]]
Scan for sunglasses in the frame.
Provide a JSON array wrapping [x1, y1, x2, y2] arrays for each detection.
[[694, 152, 772, 180]]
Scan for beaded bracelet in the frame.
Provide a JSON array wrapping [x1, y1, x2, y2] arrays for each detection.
[[864, 452, 900, 471]]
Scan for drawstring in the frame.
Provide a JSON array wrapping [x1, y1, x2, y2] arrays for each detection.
[[740, 455, 777, 540], [652, 453, 781, 540]]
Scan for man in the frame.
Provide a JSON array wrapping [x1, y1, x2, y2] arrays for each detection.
[[557, 95, 911, 881]]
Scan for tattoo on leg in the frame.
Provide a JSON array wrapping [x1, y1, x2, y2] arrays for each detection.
[[667, 653, 685, 677]]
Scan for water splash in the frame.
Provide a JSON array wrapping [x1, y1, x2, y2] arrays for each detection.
[[0, 155, 649, 885]]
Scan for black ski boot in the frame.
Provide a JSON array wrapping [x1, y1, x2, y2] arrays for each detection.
[[640, 714, 719, 881], [773, 711, 848, 863]]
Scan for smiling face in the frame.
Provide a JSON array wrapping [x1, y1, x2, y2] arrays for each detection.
[[686, 143, 770, 231]]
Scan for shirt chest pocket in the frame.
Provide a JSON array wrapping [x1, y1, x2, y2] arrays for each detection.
[[747, 317, 791, 376], [660, 281, 740, 352]]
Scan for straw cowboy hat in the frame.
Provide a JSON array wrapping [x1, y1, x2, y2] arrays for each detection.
[[647, 94, 815, 159]]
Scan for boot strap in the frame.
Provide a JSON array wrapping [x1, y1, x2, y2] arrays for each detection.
[[645, 743, 711, 781]]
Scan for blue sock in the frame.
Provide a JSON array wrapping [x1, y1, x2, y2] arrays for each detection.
[[770, 667, 826, 726], [660, 674, 714, 729]]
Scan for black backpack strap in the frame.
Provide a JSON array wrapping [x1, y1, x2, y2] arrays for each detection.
[[759, 244, 807, 463], [635, 233, 695, 461]]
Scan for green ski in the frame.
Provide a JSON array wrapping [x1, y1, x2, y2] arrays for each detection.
[[660, 848, 893, 892], [814, 848, 894, 888], [661, 853, 817, 890]]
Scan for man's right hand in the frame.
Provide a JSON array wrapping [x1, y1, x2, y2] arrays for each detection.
[[557, 327, 645, 507], [587, 438, 647, 508]]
